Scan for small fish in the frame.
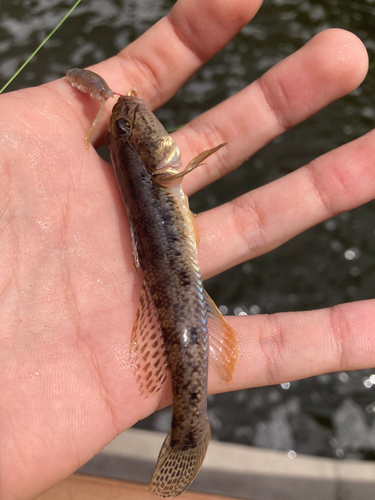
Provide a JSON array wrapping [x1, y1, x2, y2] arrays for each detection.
[[66, 68, 119, 149], [106, 93, 238, 497]]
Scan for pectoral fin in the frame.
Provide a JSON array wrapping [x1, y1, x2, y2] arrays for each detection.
[[205, 290, 238, 382], [153, 143, 227, 186], [130, 279, 169, 397]]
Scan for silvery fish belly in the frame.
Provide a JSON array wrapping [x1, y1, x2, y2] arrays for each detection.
[[106, 94, 238, 497]]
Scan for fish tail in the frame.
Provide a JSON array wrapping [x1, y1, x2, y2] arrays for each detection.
[[149, 421, 211, 497]]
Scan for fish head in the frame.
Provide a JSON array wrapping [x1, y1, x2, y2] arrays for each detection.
[[106, 96, 181, 174]]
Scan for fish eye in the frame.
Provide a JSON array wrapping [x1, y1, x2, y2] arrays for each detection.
[[115, 118, 131, 135]]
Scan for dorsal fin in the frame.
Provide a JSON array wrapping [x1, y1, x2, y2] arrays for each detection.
[[152, 143, 227, 186]]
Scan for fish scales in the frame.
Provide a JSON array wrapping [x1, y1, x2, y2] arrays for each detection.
[[106, 94, 237, 497]]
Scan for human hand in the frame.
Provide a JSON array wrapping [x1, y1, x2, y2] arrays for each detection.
[[0, 0, 371, 498]]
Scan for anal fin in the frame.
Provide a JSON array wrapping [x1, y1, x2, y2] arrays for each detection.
[[205, 290, 238, 382], [130, 279, 169, 397]]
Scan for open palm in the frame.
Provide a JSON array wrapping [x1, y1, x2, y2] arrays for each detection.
[[0, 1, 373, 499]]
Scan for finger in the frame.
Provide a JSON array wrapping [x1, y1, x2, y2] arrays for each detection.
[[57, 0, 262, 147], [95, 0, 262, 104], [209, 299, 375, 394], [175, 28, 368, 194], [197, 127, 375, 279]]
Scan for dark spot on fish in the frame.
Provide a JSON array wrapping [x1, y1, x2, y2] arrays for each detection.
[[140, 344, 147, 354], [182, 431, 196, 449], [178, 269, 190, 287], [162, 212, 173, 224], [167, 234, 179, 244], [142, 351, 150, 361], [190, 326, 198, 345], [190, 391, 198, 401]]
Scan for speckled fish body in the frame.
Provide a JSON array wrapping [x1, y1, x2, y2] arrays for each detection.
[[106, 95, 237, 497]]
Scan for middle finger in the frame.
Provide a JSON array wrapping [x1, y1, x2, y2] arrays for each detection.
[[176, 29, 368, 195]]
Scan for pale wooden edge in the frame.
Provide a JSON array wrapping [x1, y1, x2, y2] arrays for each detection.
[[36, 473, 240, 500], [77, 428, 375, 500]]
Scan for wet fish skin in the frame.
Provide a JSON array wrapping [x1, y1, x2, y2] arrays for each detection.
[[106, 95, 211, 496]]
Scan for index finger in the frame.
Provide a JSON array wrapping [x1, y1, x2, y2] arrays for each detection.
[[94, 0, 262, 106], [58, 0, 262, 148]]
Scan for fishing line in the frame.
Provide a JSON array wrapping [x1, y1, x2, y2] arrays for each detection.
[[0, 0, 82, 94]]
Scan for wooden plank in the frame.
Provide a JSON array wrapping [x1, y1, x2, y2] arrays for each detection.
[[36, 474, 240, 500]]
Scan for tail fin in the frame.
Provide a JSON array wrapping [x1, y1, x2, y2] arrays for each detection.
[[149, 421, 211, 497]]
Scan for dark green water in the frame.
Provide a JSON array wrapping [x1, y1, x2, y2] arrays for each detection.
[[1, 0, 375, 460]]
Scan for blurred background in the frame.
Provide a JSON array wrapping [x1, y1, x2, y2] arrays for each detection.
[[1, 0, 375, 461]]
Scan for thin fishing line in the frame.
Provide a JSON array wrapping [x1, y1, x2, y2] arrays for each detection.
[[0, 0, 82, 94]]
